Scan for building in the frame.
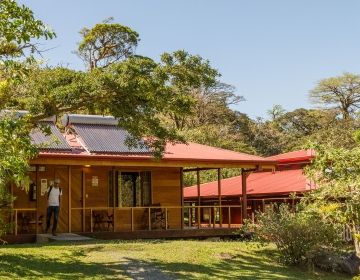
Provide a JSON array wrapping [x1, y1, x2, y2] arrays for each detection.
[[183, 150, 315, 226], [7, 114, 276, 242]]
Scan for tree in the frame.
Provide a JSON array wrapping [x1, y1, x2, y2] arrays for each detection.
[[0, 0, 55, 240], [305, 142, 360, 257], [76, 18, 139, 70], [267, 104, 286, 121], [169, 82, 244, 130], [310, 73, 360, 119]]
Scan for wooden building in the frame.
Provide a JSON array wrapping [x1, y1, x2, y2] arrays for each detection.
[[8, 114, 276, 240], [184, 150, 316, 226]]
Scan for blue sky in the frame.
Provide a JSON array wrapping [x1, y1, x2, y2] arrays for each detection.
[[21, 0, 360, 118]]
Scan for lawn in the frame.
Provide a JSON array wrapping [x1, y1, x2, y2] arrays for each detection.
[[0, 240, 351, 280]]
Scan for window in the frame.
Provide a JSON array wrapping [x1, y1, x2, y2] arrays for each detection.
[[117, 171, 151, 207]]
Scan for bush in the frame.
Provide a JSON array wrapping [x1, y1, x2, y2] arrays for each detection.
[[255, 204, 343, 266]]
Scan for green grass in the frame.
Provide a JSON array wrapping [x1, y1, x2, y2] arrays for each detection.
[[0, 240, 351, 279]]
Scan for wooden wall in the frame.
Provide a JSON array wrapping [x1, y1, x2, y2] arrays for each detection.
[[13, 165, 69, 233], [151, 168, 181, 229], [12, 165, 182, 234]]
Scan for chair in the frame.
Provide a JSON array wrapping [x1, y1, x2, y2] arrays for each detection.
[[19, 213, 44, 233], [150, 204, 166, 229], [92, 211, 113, 231]]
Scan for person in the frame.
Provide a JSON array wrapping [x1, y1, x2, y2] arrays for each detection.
[[45, 178, 62, 236]]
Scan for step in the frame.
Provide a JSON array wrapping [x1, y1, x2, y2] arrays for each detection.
[[36, 233, 93, 243]]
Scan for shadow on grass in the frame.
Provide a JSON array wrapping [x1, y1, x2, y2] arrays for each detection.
[[0, 242, 351, 280], [120, 250, 350, 280]]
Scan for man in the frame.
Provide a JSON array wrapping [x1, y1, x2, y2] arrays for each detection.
[[45, 178, 62, 236]]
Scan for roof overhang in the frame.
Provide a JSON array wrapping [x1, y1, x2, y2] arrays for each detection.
[[31, 152, 277, 169]]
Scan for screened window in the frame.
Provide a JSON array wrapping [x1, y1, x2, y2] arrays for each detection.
[[117, 171, 151, 207]]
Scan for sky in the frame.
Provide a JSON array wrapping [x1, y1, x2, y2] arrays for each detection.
[[20, 0, 360, 118]]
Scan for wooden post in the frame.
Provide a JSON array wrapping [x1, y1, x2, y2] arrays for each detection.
[[35, 165, 39, 234], [218, 168, 222, 227], [131, 207, 134, 232], [82, 170, 86, 232], [213, 206, 216, 228], [208, 207, 211, 227], [90, 209, 93, 232], [165, 208, 168, 230], [262, 199, 265, 212], [196, 170, 200, 228], [180, 167, 184, 230], [228, 206, 231, 228], [112, 168, 116, 232], [68, 166, 72, 233], [148, 208, 151, 230], [197, 206, 201, 229], [241, 170, 248, 223]]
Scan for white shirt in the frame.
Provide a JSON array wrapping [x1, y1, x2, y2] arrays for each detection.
[[48, 187, 62, 206]]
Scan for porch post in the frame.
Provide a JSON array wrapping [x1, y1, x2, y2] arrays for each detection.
[[218, 168, 222, 227], [197, 170, 201, 229], [68, 166, 72, 233], [35, 166, 39, 234], [180, 167, 184, 230], [82, 170, 86, 232], [241, 169, 248, 224], [112, 168, 116, 232]]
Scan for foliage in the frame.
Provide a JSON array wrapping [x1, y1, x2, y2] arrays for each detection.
[[256, 204, 343, 266], [310, 73, 360, 119], [0, 114, 38, 237], [0, 0, 55, 57], [304, 142, 360, 256], [76, 18, 139, 70]]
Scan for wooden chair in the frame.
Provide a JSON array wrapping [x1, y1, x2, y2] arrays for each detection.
[[19, 213, 44, 233], [150, 204, 166, 229], [92, 211, 113, 231]]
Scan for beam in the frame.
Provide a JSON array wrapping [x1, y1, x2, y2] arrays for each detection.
[[183, 167, 218, 173], [31, 157, 267, 169]]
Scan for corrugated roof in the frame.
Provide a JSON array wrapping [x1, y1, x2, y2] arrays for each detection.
[[72, 124, 150, 153], [184, 169, 315, 198], [31, 121, 72, 151]]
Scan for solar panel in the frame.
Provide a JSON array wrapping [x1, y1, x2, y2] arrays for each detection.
[[31, 121, 72, 151], [72, 124, 150, 153]]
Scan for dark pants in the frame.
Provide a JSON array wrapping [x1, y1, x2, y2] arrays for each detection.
[[46, 206, 60, 233]]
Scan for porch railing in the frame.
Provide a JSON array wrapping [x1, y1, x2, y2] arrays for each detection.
[[9, 205, 244, 235], [70, 205, 243, 233]]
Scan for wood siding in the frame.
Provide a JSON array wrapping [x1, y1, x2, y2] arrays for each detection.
[[12, 165, 182, 234]]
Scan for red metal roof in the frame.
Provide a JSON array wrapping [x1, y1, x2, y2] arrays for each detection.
[[38, 141, 275, 165], [184, 169, 315, 198], [266, 149, 315, 163]]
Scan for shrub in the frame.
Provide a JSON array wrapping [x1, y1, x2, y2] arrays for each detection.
[[255, 204, 343, 266]]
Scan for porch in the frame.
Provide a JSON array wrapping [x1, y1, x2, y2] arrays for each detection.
[[10, 205, 243, 236]]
